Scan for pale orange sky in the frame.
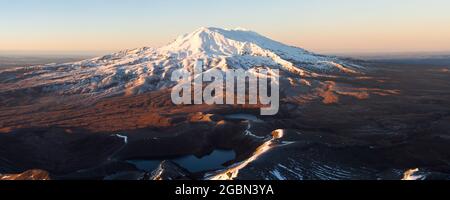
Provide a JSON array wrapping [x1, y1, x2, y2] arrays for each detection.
[[1, 0, 450, 54]]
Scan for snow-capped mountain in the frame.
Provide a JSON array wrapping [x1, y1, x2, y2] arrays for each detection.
[[0, 27, 363, 98]]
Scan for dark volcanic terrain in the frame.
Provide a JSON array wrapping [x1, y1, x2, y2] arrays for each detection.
[[1, 59, 450, 180]]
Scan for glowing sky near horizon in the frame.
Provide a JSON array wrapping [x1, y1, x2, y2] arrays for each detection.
[[1, 0, 450, 54]]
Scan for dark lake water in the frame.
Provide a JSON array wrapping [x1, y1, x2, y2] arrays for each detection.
[[224, 113, 262, 122], [128, 150, 235, 173]]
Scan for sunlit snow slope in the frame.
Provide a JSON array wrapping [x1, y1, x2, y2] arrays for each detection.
[[0, 27, 363, 98]]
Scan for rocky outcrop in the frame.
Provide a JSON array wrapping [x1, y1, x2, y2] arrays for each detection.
[[0, 169, 50, 180], [150, 161, 192, 180]]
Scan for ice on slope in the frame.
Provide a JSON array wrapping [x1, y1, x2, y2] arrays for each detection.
[[0, 27, 363, 97]]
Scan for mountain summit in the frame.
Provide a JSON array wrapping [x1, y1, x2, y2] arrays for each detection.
[[160, 27, 311, 59], [0, 27, 363, 97]]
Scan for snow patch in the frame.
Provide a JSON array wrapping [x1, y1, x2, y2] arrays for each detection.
[[270, 169, 287, 180], [115, 134, 128, 144]]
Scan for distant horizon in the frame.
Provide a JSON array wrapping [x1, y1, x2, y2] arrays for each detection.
[[2, 49, 450, 59], [2, 25, 450, 56]]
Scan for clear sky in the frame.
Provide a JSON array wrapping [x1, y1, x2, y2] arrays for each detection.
[[1, 0, 450, 54]]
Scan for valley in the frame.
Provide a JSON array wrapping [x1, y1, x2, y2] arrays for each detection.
[[0, 28, 449, 180]]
